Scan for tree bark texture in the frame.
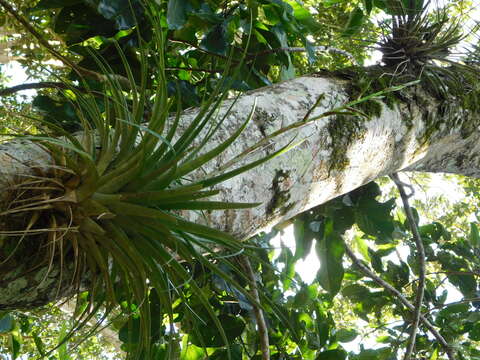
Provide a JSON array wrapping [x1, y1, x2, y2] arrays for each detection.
[[1, 72, 479, 308]]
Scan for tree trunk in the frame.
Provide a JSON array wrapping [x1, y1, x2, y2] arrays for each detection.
[[0, 71, 479, 309]]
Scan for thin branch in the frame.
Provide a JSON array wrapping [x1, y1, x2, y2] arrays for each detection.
[[246, 46, 357, 64], [168, 38, 357, 66], [406, 270, 480, 290], [429, 270, 480, 277], [360, 319, 403, 340], [0, 67, 223, 97], [0, 82, 72, 96], [165, 66, 223, 74], [344, 244, 456, 360], [390, 172, 426, 360], [427, 297, 480, 313], [0, 82, 111, 101], [240, 256, 270, 360], [169, 38, 232, 60]]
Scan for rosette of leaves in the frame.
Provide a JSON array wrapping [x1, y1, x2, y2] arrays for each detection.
[[377, 0, 480, 102], [379, 0, 462, 71], [0, 12, 293, 359]]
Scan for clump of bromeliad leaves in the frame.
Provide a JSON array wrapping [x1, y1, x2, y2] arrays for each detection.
[[378, 0, 480, 103], [0, 4, 299, 359]]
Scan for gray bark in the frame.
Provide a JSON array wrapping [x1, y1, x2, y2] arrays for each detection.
[[0, 72, 479, 308]]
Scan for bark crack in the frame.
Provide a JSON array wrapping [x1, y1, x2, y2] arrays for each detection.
[[266, 169, 292, 216]]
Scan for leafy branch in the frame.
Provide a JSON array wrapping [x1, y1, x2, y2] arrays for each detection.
[[0, 0, 131, 88], [344, 243, 456, 360], [0, 82, 77, 96]]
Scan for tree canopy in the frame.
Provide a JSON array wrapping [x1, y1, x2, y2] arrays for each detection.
[[1, 0, 480, 360]]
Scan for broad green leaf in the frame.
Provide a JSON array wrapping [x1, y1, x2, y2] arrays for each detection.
[[293, 218, 306, 259], [316, 221, 345, 295], [0, 314, 14, 333], [32, 333, 46, 357], [353, 234, 370, 262], [315, 307, 330, 348], [469, 222, 480, 247], [210, 345, 243, 360], [285, 0, 317, 23], [57, 323, 70, 360], [342, 284, 371, 301], [53, 4, 117, 45], [316, 349, 347, 360], [191, 3, 223, 24], [440, 303, 469, 316], [97, 0, 141, 29], [32, 95, 81, 132], [200, 23, 229, 56], [263, 5, 281, 25], [34, 0, 82, 10], [385, 260, 409, 289], [336, 328, 359, 342], [293, 284, 319, 307], [470, 323, 480, 341], [189, 315, 245, 347], [363, 0, 373, 14], [167, 0, 190, 29], [352, 348, 392, 360], [10, 333, 21, 360], [437, 251, 477, 296], [119, 318, 141, 344], [419, 222, 446, 242], [342, 7, 364, 37], [374, 0, 387, 9], [354, 197, 395, 244], [368, 248, 384, 272], [279, 245, 296, 290], [180, 341, 204, 360]]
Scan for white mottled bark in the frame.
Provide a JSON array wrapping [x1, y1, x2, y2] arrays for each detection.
[[1, 72, 480, 308], [1, 74, 479, 241]]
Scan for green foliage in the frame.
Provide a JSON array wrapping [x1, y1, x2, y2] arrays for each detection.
[[1, 0, 378, 132], [315, 220, 345, 296], [0, 3, 298, 359], [32, 94, 82, 132], [1, 0, 480, 359], [376, 0, 480, 101], [342, 7, 365, 37], [260, 179, 480, 359]]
